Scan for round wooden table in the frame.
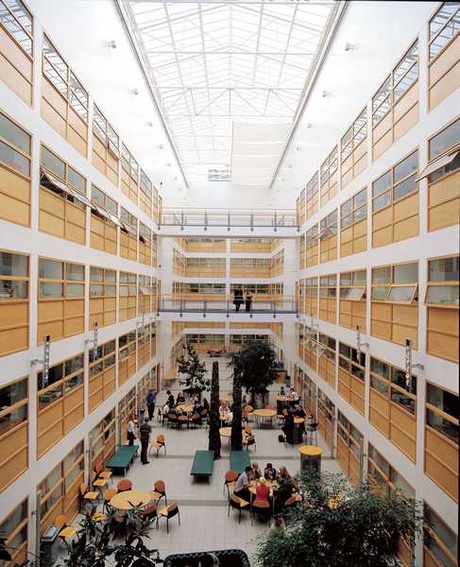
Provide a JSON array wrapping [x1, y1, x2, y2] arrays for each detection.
[[109, 489, 152, 511], [253, 408, 276, 428], [298, 445, 323, 474], [176, 404, 193, 414], [219, 427, 232, 437]]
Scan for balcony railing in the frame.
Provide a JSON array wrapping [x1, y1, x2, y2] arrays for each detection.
[[158, 295, 297, 315], [160, 207, 298, 231]]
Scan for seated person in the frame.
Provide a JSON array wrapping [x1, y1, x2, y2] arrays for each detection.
[[276, 466, 293, 511], [225, 410, 233, 425], [162, 403, 170, 416], [254, 477, 270, 504], [233, 465, 252, 503], [279, 386, 286, 397], [193, 399, 203, 413], [264, 463, 277, 481], [305, 412, 317, 431], [219, 401, 229, 414], [176, 391, 186, 405], [166, 390, 175, 407], [288, 387, 300, 407], [251, 462, 262, 480], [277, 466, 292, 483], [294, 405, 306, 419]]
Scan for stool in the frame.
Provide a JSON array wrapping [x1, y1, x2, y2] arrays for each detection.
[[305, 426, 318, 445]]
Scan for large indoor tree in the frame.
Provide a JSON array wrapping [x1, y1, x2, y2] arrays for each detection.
[[230, 365, 243, 451], [230, 339, 277, 408], [254, 472, 422, 567], [208, 361, 221, 459], [176, 344, 210, 399]]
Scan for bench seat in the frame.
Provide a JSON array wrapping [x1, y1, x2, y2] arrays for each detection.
[[190, 450, 214, 480], [230, 450, 251, 474], [106, 445, 138, 475]]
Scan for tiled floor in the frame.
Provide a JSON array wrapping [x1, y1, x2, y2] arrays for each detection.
[[110, 358, 342, 563]]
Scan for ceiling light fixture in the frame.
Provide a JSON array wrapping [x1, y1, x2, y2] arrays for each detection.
[[132, 88, 139, 96], [107, 40, 117, 49], [146, 121, 153, 127], [158, 144, 164, 150], [321, 91, 328, 98], [296, 146, 302, 151], [306, 123, 313, 129], [344, 42, 354, 52]]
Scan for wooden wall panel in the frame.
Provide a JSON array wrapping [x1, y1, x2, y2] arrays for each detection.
[[427, 307, 459, 362], [0, 167, 30, 226], [0, 423, 28, 491], [428, 171, 460, 232], [429, 35, 460, 109], [425, 427, 458, 501]]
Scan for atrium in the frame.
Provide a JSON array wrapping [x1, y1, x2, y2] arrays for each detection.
[[0, 0, 458, 566]]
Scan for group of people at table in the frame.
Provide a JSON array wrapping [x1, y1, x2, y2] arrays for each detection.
[[232, 461, 300, 513]]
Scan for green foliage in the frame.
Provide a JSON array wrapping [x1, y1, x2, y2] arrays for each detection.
[[254, 472, 422, 567], [56, 505, 162, 567], [208, 361, 221, 459], [177, 344, 210, 395], [229, 340, 277, 394]]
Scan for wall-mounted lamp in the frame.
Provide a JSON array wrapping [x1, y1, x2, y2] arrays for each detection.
[[107, 39, 117, 49], [344, 42, 354, 52], [146, 121, 154, 127], [321, 91, 328, 98], [132, 88, 139, 96], [306, 123, 313, 129]]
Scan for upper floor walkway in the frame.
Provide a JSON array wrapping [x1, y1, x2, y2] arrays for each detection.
[[157, 207, 299, 238], [156, 295, 298, 321]]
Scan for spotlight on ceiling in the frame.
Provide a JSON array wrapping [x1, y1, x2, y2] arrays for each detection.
[[107, 40, 117, 49], [166, 163, 172, 167], [132, 88, 139, 96], [306, 123, 313, 129], [321, 91, 328, 98], [146, 121, 153, 127], [296, 145, 302, 151], [344, 42, 354, 52], [158, 144, 164, 149]]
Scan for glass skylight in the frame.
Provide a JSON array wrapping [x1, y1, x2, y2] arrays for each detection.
[[124, 0, 336, 185]]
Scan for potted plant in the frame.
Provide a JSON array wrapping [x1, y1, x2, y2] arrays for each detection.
[[254, 471, 422, 567], [229, 340, 277, 409], [176, 344, 210, 399]]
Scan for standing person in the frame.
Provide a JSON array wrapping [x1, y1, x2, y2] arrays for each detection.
[[244, 289, 253, 312], [282, 410, 294, 444], [126, 413, 136, 446], [146, 389, 157, 421], [233, 287, 243, 311], [139, 417, 152, 465]]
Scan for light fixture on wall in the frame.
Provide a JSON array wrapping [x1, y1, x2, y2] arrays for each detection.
[[146, 121, 154, 127], [132, 88, 139, 96], [344, 42, 354, 52], [107, 39, 117, 49], [306, 123, 313, 129], [321, 90, 328, 98]]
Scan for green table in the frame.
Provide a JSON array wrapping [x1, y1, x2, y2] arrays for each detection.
[[190, 450, 214, 481], [106, 445, 139, 475], [230, 450, 251, 473]]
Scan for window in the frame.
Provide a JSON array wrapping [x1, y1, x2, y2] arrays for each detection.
[[40, 146, 89, 206], [306, 171, 319, 219], [140, 169, 153, 198], [341, 188, 367, 229], [424, 504, 458, 567], [0, 112, 31, 176], [426, 256, 459, 305], [121, 207, 137, 236], [370, 356, 417, 414], [372, 150, 419, 212], [426, 383, 459, 444], [0, 251, 28, 299], [38, 259, 84, 299], [428, 118, 460, 161], [340, 270, 366, 300], [320, 146, 338, 183], [1, 0, 33, 55], [339, 342, 365, 380], [93, 104, 119, 154], [38, 352, 84, 409], [341, 108, 367, 161], [0, 500, 28, 563], [372, 41, 418, 125], [0, 377, 28, 436], [91, 185, 118, 215], [121, 143, 138, 180], [429, 2, 460, 61], [43, 36, 88, 120], [320, 210, 338, 239], [372, 262, 418, 303]]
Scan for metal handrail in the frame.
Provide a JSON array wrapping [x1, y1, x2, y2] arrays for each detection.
[[160, 207, 298, 228]]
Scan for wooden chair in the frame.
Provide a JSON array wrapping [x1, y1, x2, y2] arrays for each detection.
[[243, 405, 254, 423], [91, 471, 108, 493], [243, 432, 256, 452], [167, 413, 178, 428], [190, 413, 202, 427], [79, 483, 99, 512], [223, 470, 239, 498], [228, 494, 250, 524], [158, 502, 180, 533], [151, 479, 167, 506], [103, 487, 118, 513], [117, 478, 132, 492], [141, 502, 158, 527], [94, 460, 112, 484], [150, 434, 166, 458], [251, 500, 272, 526], [55, 515, 78, 541]]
